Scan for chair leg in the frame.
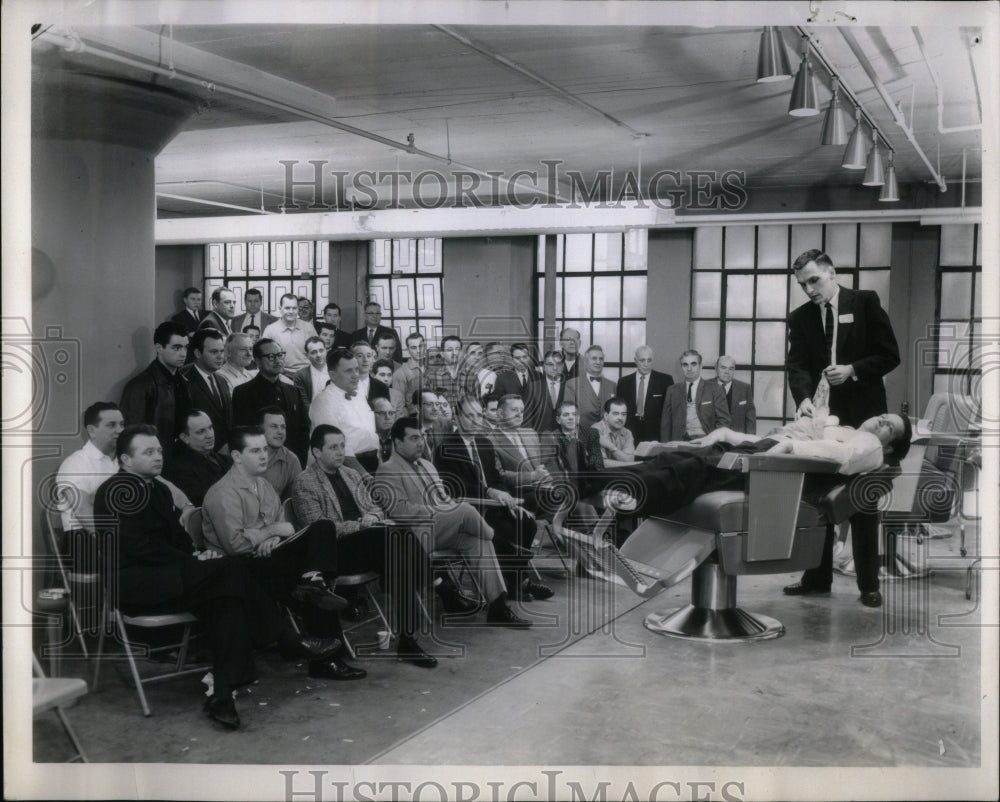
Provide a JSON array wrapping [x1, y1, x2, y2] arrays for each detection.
[[116, 614, 152, 717], [365, 585, 392, 635], [174, 624, 192, 671], [54, 708, 89, 763], [92, 597, 109, 692]]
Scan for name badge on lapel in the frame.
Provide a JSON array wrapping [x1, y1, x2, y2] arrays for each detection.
[[839, 313, 854, 324]]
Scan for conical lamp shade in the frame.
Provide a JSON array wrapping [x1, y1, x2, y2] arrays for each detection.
[[788, 56, 819, 116], [879, 159, 900, 202], [757, 27, 792, 83], [862, 143, 885, 186], [820, 90, 851, 145], [841, 119, 869, 169]]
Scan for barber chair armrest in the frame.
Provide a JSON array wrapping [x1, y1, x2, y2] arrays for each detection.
[[717, 451, 841, 474]]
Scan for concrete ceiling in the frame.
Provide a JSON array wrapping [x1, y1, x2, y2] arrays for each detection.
[[31, 19, 986, 218]]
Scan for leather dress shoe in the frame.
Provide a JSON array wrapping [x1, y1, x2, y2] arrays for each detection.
[[204, 696, 240, 730], [782, 582, 831, 597], [437, 585, 479, 613], [486, 602, 532, 628], [278, 635, 341, 662], [308, 655, 367, 680], [397, 635, 438, 668], [291, 576, 349, 612], [523, 579, 554, 600], [860, 590, 883, 608]]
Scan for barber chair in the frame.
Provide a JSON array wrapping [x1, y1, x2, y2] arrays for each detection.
[[608, 451, 896, 641]]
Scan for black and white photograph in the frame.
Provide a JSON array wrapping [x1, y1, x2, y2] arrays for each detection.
[[3, 1, 997, 800]]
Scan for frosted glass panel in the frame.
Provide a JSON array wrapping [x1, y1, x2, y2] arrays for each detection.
[[725, 275, 754, 318], [226, 243, 247, 276], [757, 225, 788, 269], [694, 226, 723, 269], [267, 281, 293, 311], [564, 234, 593, 270], [859, 223, 892, 267], [393, 239, 418, 272], [593, 233, 623, 271], [314, 278, 330, 309], [206, 244, 225, 277], [592, 320, 621, 361], [563, 277, 592, 318], [227, 282, 247, 311], [692, 273, 722, 317], [622, 277, 647, 318], [825, 224, 857, 268], [857, 269, 890, 305], [940, 224, 975, 266], [314, 241, 329, 276], [975, 225, 981, 266], [292, 241, 314, 275], [395, 319, 419, 343], [753, 370, 786, 418], [370, 240, 392, 274], [940, 272, 973, 318], [417, 238, 443, 273], [691, 322, 719, 362], [622, 321, 647, 363], [248, 242, 269, 275], [392, 279, 417, 316], [974, 273, 982, 316], [270, 242, 292, 276], [593, 276, 623, 317], [788, 274, 808, 308], [725, 321, 753, 364], [366, 279, 390, 312], [724, 226, 755, 269], [790, 224, 823, 261], [416, 278, 443, 314], [754, 322, 787, 364], [755, 274, 788, 318]]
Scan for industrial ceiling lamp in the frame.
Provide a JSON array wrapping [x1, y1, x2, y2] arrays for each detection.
[[788, 37, 819, 116], [879, 151, 900, 202], [756, 26, 793, 83], [862, 134, 885, 186], [820, 78, 851, 145], [841, 105, 869, 169]]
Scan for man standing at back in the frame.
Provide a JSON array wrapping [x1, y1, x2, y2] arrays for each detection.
[[783, 249, 901, 608], [199, 287, 237, 336], [352, 301, 402, 361], [616, 345, 673, 443], [232, 288, 277, 335], [563, 345, 616, 430], [171, 287, 207, 335], [710, 355, 756, 434], [182, 328, 233, 449], [660, 350, 730, 442], [263, 293, 317, 375], [558, 328, 582, 381]]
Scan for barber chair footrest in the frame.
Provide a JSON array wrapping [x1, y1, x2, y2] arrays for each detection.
[[644, 605, 784, 641]]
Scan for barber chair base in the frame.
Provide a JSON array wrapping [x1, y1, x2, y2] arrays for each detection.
[[644, 606, 784, 642]]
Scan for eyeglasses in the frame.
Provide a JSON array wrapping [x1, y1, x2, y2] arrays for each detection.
[[260, 352, 286, 361]]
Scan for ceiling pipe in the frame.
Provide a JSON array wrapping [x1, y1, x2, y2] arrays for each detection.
[[912, 28, 983, 135], [836, 28, 948, 192], [37, 28, 569, 205], [156, 192, 276, 215]]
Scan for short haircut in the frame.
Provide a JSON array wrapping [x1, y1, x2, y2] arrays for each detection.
[[441, 334, 463, 349], [372, 358, 395, 374], [242, 324, 261, 335], [310, 423, 345, 452], [279, 292, 298, 306], [510, 342, 530, 356], [323, 302, 341, 315], [467, 341, 482, 350], [211, 287, 232, 304], [83, 401, 120, 429], [413, 388, 436, 407], [297, 296, 312, 305], [481, 392, 500, 408], [559, 328, 580, 340], [498, 393, 523, 409], [543, 349, 564, 363], [584, 344, 604, 356], [189, 327, 225, 355], [326, 347, 356, 371], [603, 396, 628, 414], [454, 395, 481, 417], [391, 416, 421, 443], [792, 249, 835, 273], [252, 337, 278, 360], [484, 341, 503, 351], [181, 408, 211, 434], [680, 349, 702, 365], [886, 415, 913, 465], [182, 286, 201, 299], [351, 341, 374, 354], [245, 288, 263, 301], [304, 335, 324, 350], [255, 405, 286, 425], [716, 354, 736, 368], [228, 425, 265, 453], [364, 301, 381, 312], [154, 320, 188, 347], [556, 400, 578, 415], [117, 423, 158, 460], [405, 331, 424, 345], [375, 331, 397, 346]]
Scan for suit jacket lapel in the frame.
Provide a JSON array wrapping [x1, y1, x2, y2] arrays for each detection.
[[836, 286, 854, 358], [316, 463, 344, 521]]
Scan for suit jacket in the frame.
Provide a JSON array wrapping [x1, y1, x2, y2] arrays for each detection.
[[231, 373, 308, 464], [616, 370, 674, 443], [352, 324, 402, 361], [120, 359, 190, 459], [544, 427, 605, 497], [197, 311, 233, 336], [161, 441, 232, 506], [289, 460, 384, 535], [170, 308, 207, 336], [560, 354, 580, 382], [433, 431, 505, 499], [493, 369, 533, 401], [526, 376, 565, 433], [660, 380, 731, 441], [709, 379, 756, 434], [489, 426, 557, 491], [231, 310, 277, 334], [373, 453, 450, 523], [563, 374, 617, 430], [787, 286, 900, 428], [181, 364, 233, 447]]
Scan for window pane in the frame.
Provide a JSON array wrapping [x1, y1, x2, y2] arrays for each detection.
[[936, 321, 967, 371], [395, 319, 418, 345], [562, 320, 591, 351], [417, 238, 442, 273], [788, 274, 805, 309], [725, 275, 754, 318], [694, 226, 723, 269], [974, 272, 982, 317], [292, 241, 314, 275], [248, 242, 269, 275], [416, 278, 443, 315], [248, 281, 270, 313], [940, 224, 976, 266], [691, 272, 721, 317], [563, 277, 592, 318], [621, 321, 647, 363], [393, 239, 418, 272], [370, 240, 392, 274], [392, 278, 417, 316], [975, 224, 982, 266], [790, 224, 823, 261], [314, 241, 329, 276], [755, 274, 788, 318], [724, 226, 755, 269], [270, 242, 292, 276], [367, 278, 391, 311], [857, 269, 890, 305], [824, 224, 857, 269], [268, 281, 294, 311], [691, 322, 719, 361], [757, 225, 788, 269], [226, 243, 247, 276], [725, 321, 753, 364], [754, 322, 787, 364], [593, 276, 623, 318], [227, 281, 247, 311], [314, 277, 330, 310], [591, 320, 622, 362], [622, 276, 647, 318], [858, 223, 892, 267], [593, 233, 622, 271], [564, 234, 593, 270], [624, 228, 648, 271], [753, 370, 786, 418], [206, 244, 225, 277], [940, 272, 973, 319]]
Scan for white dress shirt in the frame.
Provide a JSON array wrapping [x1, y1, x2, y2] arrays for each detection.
[[309, 365, 330, 401], [308, 382, 379, 455], [56, 441, 119, 531]]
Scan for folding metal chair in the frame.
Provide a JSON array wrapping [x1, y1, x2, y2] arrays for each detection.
[[41, 508, 98, 661], [33, 653, 88, 762]]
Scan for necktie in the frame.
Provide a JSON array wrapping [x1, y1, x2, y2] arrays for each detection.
[[209, 373, 222, 407], [726, 384, 733, 412], [549, 380, 559, 407], [411, 459, 442, 500], [466, 438, 488, 488], [637, 374, 646, 417], [824, 302, 835, 365], [368, 328, 375, 344], [249, 313, 256, 329], [518, 371, 526, 387], [379, 438, 392, 463], [687, 382, 693, 402], [327, 469, 361, 521]]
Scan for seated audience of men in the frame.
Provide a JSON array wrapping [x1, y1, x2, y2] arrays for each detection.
[[201, 426, 365, 681], [593, 397, 636, 463], [616, 345, 673, 443], [182, 328, 233, 449], [290, 425, 438, 667], [171, 286, 206, 335], [543, 400, 605, 534], [392, 332, 428, 413], [262, 293, 317, 374], [490, 394, 554, 506], [427, 335, 471, 407], [493, 343, 536, 400], [94, 424, 342, 729], [414, 389, 452, 459], [257, 406, 303, 499], [481, 393, 501, 429], [434, 396, 553, 602], [710, 355, 756, 434], [199, 287, 237, 336], [242, 324, 262, 345], [163, 409, 232, 506], [352, 341, 388, 407], [564, 345, 616, 430], [660, 349, 731, 441], [374, 417, 532, 627], [462, 341, 495, 400], [216, 332, 257, 393], [309, 348, 380, 469], [368, 396, 397, 470]]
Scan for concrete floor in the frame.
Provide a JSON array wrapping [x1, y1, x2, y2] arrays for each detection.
[[33, 525, 984, 770]]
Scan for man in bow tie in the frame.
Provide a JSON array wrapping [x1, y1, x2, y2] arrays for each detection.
[[308, 348, 380, 471], [563, 344, 616, 430]]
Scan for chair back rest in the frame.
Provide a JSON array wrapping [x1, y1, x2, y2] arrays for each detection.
[[924, 392, 977, 471], [184, 508, 205, 550], [282, 497, 298, 529]]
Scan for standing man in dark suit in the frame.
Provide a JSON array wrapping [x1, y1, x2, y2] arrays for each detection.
[[319, 302, 354, 349], [710, 355, 756, 434], [231, 338, 309, 465], [291, 336, 329, 425], [493, 343, 536, 401], [783, 249, 900, 608], [659, 350, 730, 441], [231, 288, 277, 335], [351, 301, 402, 362], [558, 328, 582, 381], [182, 328, 233, 450], [171, 287, 207, 335], [528, 350, 565, 433], [563, 345, 617, 430], [616, 345, 673, 443], [199, 287, 237, 337]]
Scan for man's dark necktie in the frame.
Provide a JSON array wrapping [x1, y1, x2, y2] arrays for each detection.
[[687, 382, 693, 402], [209, 373, 222, 407], [726, 384, 733, 412], [379, 438, 392, 463], [636, 374, 646, 417], [824, 302, 835, 365], [327, 469, 362, 521]]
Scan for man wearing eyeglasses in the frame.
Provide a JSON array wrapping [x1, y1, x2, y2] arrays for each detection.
[[231, 338, 309, 465]]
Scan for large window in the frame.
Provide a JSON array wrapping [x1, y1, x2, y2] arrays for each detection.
[[535, 232, 648, 382], [367, 238, 445, 347], [204, 241, 331, 318], [690, 223, 893, 432], [935, 224, 982, 398]]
